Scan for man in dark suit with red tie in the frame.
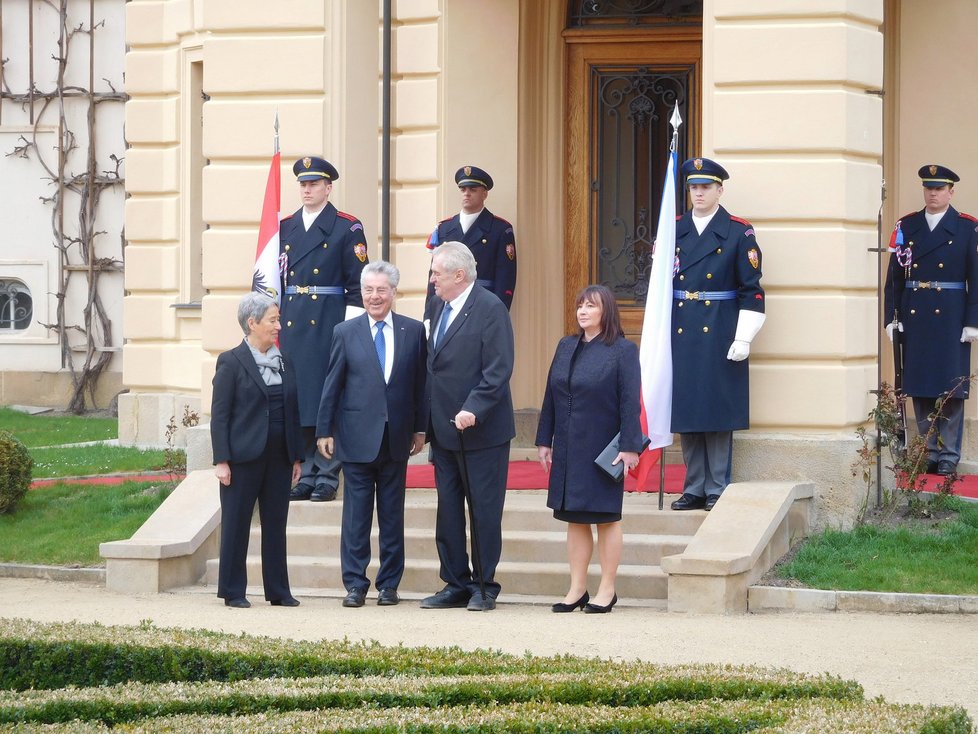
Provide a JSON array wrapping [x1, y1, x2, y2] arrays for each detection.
[[421, 241, 515, 612], [316, 261, 427, 607]]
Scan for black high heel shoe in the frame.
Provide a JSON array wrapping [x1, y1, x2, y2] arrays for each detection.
[[552, 591, 589, 613], [583, 594, 618, 614]]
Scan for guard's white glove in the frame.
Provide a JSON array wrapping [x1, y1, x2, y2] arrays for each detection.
[[726, 310, 766, 362], [885, 321, 904, 343], [727, 340, 750, 361], [961, 326, 978, 343], [423, 319, 431, 339], [344, 305, 366, 321]]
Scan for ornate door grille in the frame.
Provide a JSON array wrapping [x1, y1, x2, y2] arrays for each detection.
[[591, 65, 691, 305]]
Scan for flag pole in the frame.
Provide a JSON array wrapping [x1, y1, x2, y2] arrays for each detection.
[[659, 104, 682, 510]]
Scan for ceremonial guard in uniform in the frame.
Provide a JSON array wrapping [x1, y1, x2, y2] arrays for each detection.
[[424, 166, 516, 321], [884, 164, 978, 476], [670, 158, 765, 511], [280, 156, 368, 502]]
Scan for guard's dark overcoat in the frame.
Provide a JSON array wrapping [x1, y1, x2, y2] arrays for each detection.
[[535, 335, 643, 515], [883, 206, 978, 398], [671, 206, 764, 433], [278, 202, 368, 426], [425, 208, 516, 316]]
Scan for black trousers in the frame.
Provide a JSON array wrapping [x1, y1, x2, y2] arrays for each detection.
[[430, 438, 509, 598], [218, 417, 293, 602], [340, 426, 407, 592]]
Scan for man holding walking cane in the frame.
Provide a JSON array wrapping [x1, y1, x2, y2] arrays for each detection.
[[421, 241, 515, 612]]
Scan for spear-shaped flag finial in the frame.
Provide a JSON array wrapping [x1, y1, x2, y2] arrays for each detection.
[[669, 103, 682, 152]]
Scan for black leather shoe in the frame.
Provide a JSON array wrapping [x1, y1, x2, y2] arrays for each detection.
[[671, 493, 706, 511], [937, 460, 957, 476], [925, 460, 939, 474], [289, 484, 314, 501], [420, 587, 470, 609], [583, 594, 618, 614], [342, 588, 366, 608], [310, 484, 337, 502], [467, 591, 496, 611], [224, 598, 250, 609], [552, 591, 589, 613], [704, 494, 721, 511], [377, 588, 400, 606], [270, 597, 300, 607]]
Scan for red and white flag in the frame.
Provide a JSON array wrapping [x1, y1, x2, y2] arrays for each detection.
[[252, 139, 281, 303], [632, 147, 677, 490]]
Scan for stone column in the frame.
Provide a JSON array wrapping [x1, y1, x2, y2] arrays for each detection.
[[704, 0, 884, 528]]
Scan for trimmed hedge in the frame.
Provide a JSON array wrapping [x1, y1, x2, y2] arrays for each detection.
[[0, 619, 860, 698], [0, 700, 971, 734], [0, 671, 860, 726], [0, 619, 971, 734]]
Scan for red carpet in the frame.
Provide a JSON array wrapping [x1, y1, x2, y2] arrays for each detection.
[[904, 472, 978, 499], [30, 468, 978, 501], [30, 473, 183, 489], [406, 460, 686, 494], [407, 462, 978, 500]]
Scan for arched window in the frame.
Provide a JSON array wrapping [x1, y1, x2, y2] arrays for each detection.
[[0, 280, 33, 331], [568, 0, 702, 28]]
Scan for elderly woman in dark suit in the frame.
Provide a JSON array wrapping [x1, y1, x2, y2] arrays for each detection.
[[211, 292, 303, 608], [536, 285, 643, 614]]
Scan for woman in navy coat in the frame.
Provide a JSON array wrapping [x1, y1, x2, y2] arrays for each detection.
[[211, 292, 304, 609], [535, 285, 643, 614]]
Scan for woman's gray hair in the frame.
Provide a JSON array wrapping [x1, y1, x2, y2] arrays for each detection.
[[361, 260, 400, 289], [237, 292, 276, 335], [433, 241, 477, 283]]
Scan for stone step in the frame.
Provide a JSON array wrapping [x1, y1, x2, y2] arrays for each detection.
[[204, 490, 698, 601], [285, 489, 704, 535], [249, 525, 692, 566], [204, 556, 669, 600]]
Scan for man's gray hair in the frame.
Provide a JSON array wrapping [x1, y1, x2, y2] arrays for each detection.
[[237, 292, 276, 335], [434, 241, 477, 283], [361, 260, 400, 289]]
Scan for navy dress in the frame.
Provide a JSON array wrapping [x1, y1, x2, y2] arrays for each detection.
[[535, 335, 643, 524]]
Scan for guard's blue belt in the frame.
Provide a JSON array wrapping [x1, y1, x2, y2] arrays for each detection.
[[284, 285, 345, 295], [673, 289, 737, 301], [476, 279, 494, 289], [905, 281, 965, 290]]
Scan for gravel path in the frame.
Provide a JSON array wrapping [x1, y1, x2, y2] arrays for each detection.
[[2, 577, 976, 719]]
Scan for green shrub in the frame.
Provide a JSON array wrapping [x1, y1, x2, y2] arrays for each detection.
[[0, 430, 32, 514], [0, 620, 971, 734]]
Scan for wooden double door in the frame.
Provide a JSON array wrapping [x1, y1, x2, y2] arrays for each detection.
[[564, 26, 701, 337]]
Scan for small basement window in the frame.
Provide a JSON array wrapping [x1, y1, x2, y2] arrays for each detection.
[[0, 279, 33, 331]]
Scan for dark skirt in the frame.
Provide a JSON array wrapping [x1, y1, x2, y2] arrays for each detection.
[[553, 508, 621, 524]]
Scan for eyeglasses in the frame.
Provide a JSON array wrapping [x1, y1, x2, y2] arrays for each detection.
[[362, 287, 393, 297]]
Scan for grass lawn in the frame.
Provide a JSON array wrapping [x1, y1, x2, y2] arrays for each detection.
[[30, 445, 171, 479], [0, 481, 172, 566], [777, 497, 978, 595], [0, 406, 117, 447]]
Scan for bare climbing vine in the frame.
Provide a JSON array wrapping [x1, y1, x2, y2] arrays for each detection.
[[0, 0, 126, 412]]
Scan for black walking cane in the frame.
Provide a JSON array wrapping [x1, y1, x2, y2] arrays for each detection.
[[452, 420, 488, 606]]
